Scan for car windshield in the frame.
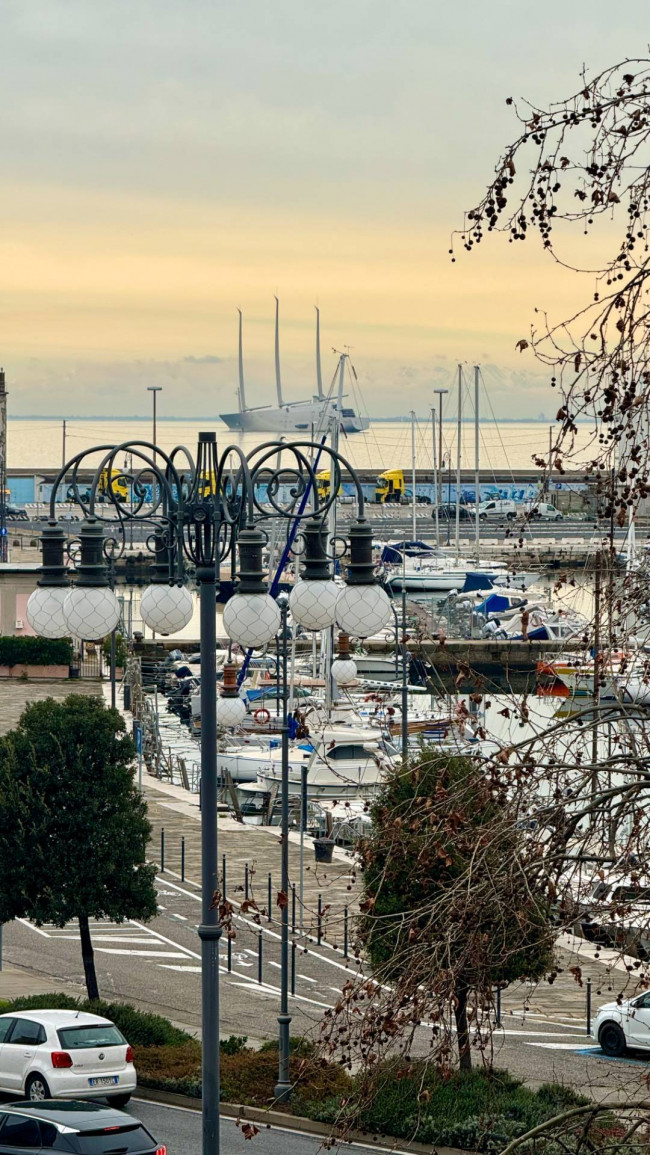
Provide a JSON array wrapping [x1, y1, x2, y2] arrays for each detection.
[[57, 1024, 126, 1049], [75, 1124, 152, 1152]]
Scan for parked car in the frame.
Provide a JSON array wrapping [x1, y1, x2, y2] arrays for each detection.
[[431, 504, 473, 522], [1, 505, 29, 521], [0, 1101, 165, 1153], [593, 991, 650, 1055], [525, 501, 563, 522], [477, 499, 518, 521], [0, 1010, 136, 1105]]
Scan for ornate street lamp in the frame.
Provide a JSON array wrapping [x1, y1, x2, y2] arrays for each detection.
[[26, 420, 391, 1153]]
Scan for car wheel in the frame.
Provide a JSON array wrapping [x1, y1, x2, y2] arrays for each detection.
[[26, 1073, 51, 1101], [506, 512, 515, 521], [599, 1022, 627, 1056], [479, 513, 487, 522], [109, 1093, 132, 1108]]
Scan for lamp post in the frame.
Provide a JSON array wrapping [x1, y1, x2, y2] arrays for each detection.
[[25, 421, 393, 1154], [147, 386, 162, 451]]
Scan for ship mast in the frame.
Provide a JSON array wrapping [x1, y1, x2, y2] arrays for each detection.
[[274, 296, 284, 407], [237, 309, 247, 414], [315, 306, 324, 399]]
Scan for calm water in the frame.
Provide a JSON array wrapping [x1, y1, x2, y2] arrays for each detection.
[[7, 417, 594, 474]]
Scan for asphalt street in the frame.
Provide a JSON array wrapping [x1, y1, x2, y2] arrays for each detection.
[[5, 868, 649, 1096], [126, 1099, 407, 1155]]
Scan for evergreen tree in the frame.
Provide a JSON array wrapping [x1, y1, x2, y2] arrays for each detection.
[[0, 694, 157, 999]]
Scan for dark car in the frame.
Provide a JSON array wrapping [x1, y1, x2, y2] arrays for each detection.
[[0, 1101, 165, 1154], [432, 503, 473, 521]]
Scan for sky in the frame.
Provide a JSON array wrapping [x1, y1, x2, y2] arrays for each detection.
[[1, 0, 648, 418]]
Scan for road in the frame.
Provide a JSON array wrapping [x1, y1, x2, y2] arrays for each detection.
[[5, 877, 648, 1095]]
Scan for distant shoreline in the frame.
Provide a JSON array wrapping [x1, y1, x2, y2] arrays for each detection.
[[8, 414, 571, 424]]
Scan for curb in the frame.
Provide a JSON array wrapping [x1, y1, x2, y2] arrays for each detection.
[[135, 1085, 473, 1155]]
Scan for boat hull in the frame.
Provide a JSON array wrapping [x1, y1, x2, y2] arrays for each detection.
[[220, 401, 368, 434]]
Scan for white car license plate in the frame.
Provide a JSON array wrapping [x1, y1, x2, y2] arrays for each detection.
[[89, 1076, 119, 1087]]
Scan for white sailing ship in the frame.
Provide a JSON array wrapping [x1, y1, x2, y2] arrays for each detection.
[[219, 303, 369, 434]]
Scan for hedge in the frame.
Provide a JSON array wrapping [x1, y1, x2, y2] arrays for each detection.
[[2, 994, 192, 1048], [0, 995, 588, 1151], [0, 636, 73, 667]]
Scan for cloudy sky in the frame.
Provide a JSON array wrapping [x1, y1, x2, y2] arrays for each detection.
[[1, 1, 646, 417]]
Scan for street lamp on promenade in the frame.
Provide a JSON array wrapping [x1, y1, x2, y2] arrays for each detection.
[[25, 420, 392, 1153]]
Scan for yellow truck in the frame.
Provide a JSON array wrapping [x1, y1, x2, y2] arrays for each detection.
[[316, 470, 340, 502], [98, 469, 128, 503], [375, 468, 406, 503]]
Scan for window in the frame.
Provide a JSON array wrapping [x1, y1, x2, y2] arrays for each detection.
[[0, 1114, 42, 1147], [9, 1019, 45, 1045], [0, 1018, 15, 1044], [75, 1124, 154, 1152], [328, 744, 369, 761], [40, 1121, 58, 1147], [58, 1024, 125, 1050]]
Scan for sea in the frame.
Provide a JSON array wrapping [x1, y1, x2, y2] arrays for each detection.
[[6, 417, 595, 473]]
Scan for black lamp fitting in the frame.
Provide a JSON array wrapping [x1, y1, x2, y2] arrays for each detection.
[[345, 520, 375, 585], [38, 521, 69, 588], [300, 519, 331, 581]]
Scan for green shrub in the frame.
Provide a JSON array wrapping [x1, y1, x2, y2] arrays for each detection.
[[221, 1035, 248, 1055], [0, 637, 73, 667], [5, 994, 191, 1048], [351, 1065, 588, 1151]]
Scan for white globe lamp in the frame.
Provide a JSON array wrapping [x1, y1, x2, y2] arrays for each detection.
[[26, 520, 71, 639], [217, 663, 247, 730], [141, 583, 194, 635], [61, 519, 121, 641], [288, 519, 338, 631], [335, 520, 392, 638], [223, 525, 281, 649]]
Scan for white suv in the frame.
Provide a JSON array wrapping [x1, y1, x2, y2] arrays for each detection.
[[0, 1010, 136, 1105], [593, 992, 650, 1056]]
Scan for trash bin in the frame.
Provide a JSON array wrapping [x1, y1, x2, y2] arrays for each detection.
[[313, 837, 335, 864]]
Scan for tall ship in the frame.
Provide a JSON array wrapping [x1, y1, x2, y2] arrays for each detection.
[[219, 301, 369, 434]]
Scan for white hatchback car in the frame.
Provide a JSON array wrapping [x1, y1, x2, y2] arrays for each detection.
[[0, 1010, 136, 1105], [593, 991, 650, 1056]]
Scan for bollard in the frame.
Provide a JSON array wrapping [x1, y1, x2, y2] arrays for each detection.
[[343, 906, 349, 959], [586, 978, 592, 1036], [258, 929, 263, 984], [160, 828, 165, 873], [268, 872, 272, 923], [227, 935, 232, 973], [291, 940, 296, 996], [496, 985, 502, 1028], [181, 837, 185, 883], [291, 883, 296, 935], [244, 862, 249, 900], [317, 893, 323, 945], [222, 854, 227, 897]]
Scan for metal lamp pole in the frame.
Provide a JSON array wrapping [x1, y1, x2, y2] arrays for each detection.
[[27, 427, 394, 1155], [275, 597, 292, 1101]]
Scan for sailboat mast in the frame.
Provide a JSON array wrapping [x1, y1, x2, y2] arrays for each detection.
[[411, 410, 417, 542], [455, 363, 462, 557], [474, 364, 480, 555], [431, 406, 439, 547], [274, 296, 284, 407], [237, 309, 247, 413], [324, 353, 346, 715], [315, 306, 324, 399]]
